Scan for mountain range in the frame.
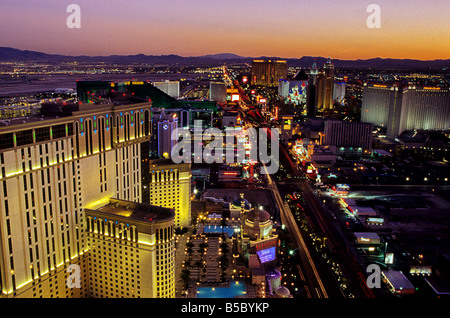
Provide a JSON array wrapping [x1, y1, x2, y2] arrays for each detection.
[[1, 47, 449, 69]]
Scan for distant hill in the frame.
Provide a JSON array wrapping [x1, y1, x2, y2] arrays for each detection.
[[198, 53, 248, 60], [1, 47, 449, 69]]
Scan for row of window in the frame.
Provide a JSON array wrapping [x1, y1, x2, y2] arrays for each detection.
[[0, 123, 73, 150], [86, 218, 139, 243]]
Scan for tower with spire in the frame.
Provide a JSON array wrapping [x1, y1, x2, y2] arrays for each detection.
[[316, 57, 335, 111], [306, 59, 319, 116]]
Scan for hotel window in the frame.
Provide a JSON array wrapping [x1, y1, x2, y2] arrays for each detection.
[[0, 133, 14, 150], [16, 130, 33, 147]]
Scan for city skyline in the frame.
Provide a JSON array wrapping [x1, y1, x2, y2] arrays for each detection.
[[1, 0, 450, 60]]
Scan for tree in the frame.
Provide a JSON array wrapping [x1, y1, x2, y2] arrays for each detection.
[[180, 268, 191, 292], [194, 260, 203, 282], [220, 242, 229, 254]]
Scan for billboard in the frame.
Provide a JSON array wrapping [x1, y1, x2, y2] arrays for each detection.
[[385, 252, 394, 265], [255, 237, 278, 251], [410, 266, 432, 275], [231, 94, 240, 102], [256, 247, 276, 263]]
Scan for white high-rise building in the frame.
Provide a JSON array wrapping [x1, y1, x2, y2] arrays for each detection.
[[321, 120, 373, 155], [362, 83, 450, 138], [402, 86, 450, 132], [333, 82, 346, 105], [153, 80, 180, 98], [209, 82, 227, 102], [361, 84, 400, 128], [150, 110, 178, 158]]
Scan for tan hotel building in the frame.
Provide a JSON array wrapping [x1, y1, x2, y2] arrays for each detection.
[[0, 97, 177, 298], [85, 198, 175, 298]]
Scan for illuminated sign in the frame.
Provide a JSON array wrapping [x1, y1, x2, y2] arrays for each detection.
[[410, 266, 432, 275], [385, 253, 394, 265], [227, 88, 239, 94], [231, 94, 240, 102], [373, 84, 387, 88], [223, 172, 239, 176], [242, 76, 248, 83], [256, 247, 276, 263], [367, 217, 384, 224], [259, 98, 266, 103], [423, 87, 440, 90], [255, 238, 277, 251], [336, 184, 350, 190]]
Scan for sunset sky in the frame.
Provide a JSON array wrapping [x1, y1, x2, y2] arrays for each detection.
[[1, 0, 449, 60]]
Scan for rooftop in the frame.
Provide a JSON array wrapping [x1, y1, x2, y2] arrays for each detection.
[[354, 232, 380, 240], [93, 198, 174, 223], [382, 270, 415, 290], [0, 96, 152, 130], [149, 158, 190, 171]]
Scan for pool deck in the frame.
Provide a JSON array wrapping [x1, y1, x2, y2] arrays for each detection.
[[187, 280, 259, 298], [197, 224, 236, 237]]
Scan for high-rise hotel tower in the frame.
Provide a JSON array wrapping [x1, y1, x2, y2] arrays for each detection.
[[0, 96, 157, 297], [362, 84, 450, 138], [251, 60, 288, 87], [85, 198, 175, 298]]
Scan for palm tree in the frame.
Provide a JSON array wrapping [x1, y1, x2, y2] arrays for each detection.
[[220, 242, 229, 254], [186, 241, 195, 248], [186, 246, 193, 257], [220, 214, 227, 236], [194, 260, 203, 282], [180, 268, 191, 293], [219, 253, 229, 272]]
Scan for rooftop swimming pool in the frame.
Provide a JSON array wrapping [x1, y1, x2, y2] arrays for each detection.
[[203, 225, 235, 236], [196, 281, 246, 298]]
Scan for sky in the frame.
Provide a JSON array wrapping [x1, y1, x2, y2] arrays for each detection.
[[0, 0, 449, 60]]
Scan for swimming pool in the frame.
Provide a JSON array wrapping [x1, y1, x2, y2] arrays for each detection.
[[196, 281, 246, 298], [203, 225, 235, 236]]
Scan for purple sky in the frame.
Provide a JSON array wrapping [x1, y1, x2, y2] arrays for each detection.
[[1, 0, 449, 59]]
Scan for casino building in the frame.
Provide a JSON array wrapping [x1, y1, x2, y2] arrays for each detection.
[[361, 83, 450, 138], [236, 206, 279, 284], [146, 159, 191, 229], [251, 60, 288, 87], [0, 92, 179, 298], [85, 198, 175, 298]]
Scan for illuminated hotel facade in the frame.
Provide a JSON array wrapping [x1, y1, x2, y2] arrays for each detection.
[[362, 84, 450, 138], [402, 86, 450, 132], [85, 198, 175, 298], [321, 120, 373, 155], [0, 98, 153, 297], [147, 159, 191, 229], [251, 60, 287, 87], [316, 58, 335, 111]]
